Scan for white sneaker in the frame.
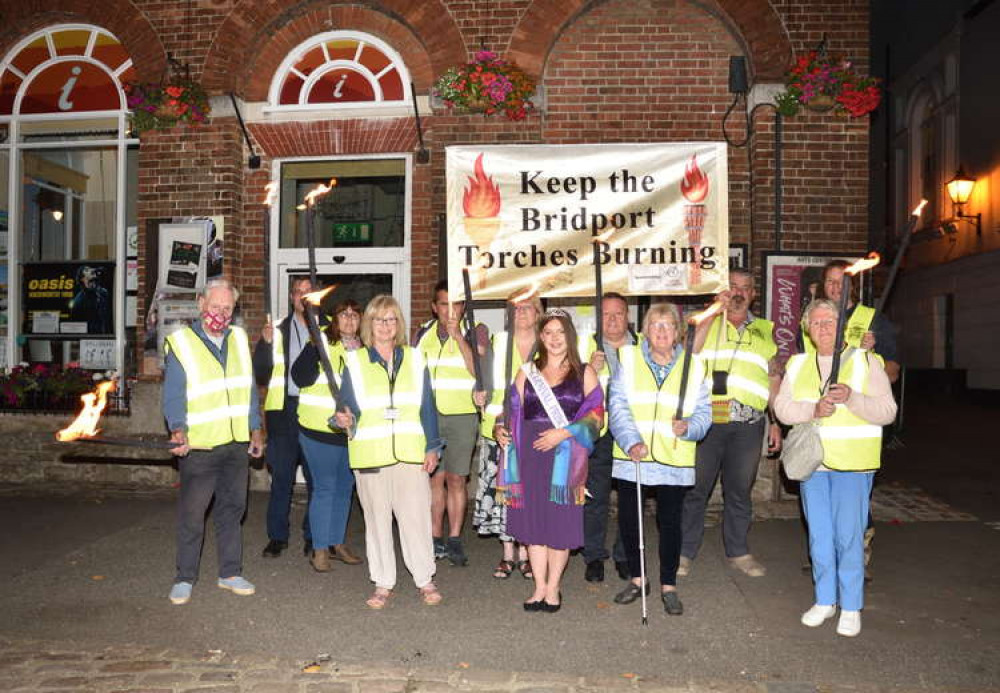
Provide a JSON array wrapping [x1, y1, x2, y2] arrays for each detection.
[[801, 604, 837, 627], [837, 610, 862, 637], [677, 556, 692, 577]]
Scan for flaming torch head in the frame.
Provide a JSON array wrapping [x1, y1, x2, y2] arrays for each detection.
[[262, 182, 278, 207], [302, 285, 337, 307], [912, 199, 928, 218], [687, 300, 724, 327], [845, 252, 881, 277], [304, 178, 338, 208], [55, 380, 116, 442]]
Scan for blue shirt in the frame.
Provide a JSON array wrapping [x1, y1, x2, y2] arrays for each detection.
[[608, 341, 711, 486], [337, 345, 443, 454], [162, 321, 262, 434]]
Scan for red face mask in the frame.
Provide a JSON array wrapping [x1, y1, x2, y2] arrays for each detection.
[[202, 310, 232, 333]]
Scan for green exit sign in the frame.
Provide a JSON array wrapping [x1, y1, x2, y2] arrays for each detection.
[[331, 223, 372, 244]]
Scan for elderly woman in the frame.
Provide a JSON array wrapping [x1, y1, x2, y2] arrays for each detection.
[[775, 298, 897, 637], [497, 311, 602, 612], [291, 298, 365, 572], [608, 303, 712, 616], [333, 295, 444, 609]]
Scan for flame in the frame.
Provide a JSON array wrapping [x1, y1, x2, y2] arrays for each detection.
[[303, 285, 336, 306], [844, 252, 881, 276], [911, 199, 928, 217], [687, 300, 724, 326], [463, 153, 501, 218], [262, 182, 278, 207], [304, 178, 337, 207], [511, 282, 540, 304], [55, 381, 116, 442], [680, 155, 709, 203]]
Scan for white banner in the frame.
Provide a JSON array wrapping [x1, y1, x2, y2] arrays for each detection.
[[446, 143, 729, 300]]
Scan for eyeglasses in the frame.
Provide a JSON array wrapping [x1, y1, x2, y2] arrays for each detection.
[[648, 321, 676, 332], [373, 316, 398, 325], [809, 319, 836, 329]]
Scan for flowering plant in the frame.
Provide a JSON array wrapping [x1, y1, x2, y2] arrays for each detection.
[[125, 78, 211, 132], [434, 51, 535, 121], [0, 363, 113, 410], [774, 51, 881, 118]]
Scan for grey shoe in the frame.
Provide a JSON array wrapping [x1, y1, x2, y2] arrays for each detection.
[[433, 537, 447, 560], [169, 581, 192, 605], [661, 590, 684, 615], [446, 536, 468, 566]]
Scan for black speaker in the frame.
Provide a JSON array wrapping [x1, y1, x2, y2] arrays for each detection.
[[729, 56, 748, 94]]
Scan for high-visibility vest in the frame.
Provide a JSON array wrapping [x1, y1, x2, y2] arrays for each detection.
[[416, 320, 479, 416], [165, 325, 253, 448], [802, 304, 875, 353], [297, 336, 348, 433], [578, 331, 630, 436], [344, 346, 427, 468], [786, 349, 884, 471], [263, 321, 287, 412], [611, 344, 706, 467], [481, 331, 531, 439], [700, 315, 776, 411]]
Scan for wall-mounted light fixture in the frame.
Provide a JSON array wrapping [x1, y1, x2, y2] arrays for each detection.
[[51, 209, 64, 222], [945, 166, 982, 236]]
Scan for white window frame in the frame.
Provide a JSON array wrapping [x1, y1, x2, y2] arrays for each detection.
[[265, 30, 412, 114]]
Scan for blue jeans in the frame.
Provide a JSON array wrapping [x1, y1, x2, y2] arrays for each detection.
[[299, 433, 355, 548], [264, 405, 312, 544], [175, 442, 248, 583], [801, 470, 874, 611]]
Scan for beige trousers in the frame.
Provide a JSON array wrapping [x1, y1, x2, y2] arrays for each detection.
[[354, 462, 436, 590]]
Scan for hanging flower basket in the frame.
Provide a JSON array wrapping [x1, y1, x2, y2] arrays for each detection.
[[774, 50, 881, 118], [125, 78, 211, 133], [434, 51, 536, 121]]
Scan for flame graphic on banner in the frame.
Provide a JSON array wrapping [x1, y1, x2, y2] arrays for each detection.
[[463, 153, 501, 218], [680, 155, 709, 203]]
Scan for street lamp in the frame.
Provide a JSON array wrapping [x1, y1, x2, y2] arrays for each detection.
[[945, 166, 982, 236]]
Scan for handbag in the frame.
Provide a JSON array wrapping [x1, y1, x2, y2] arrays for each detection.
[[781, 421, 825, 481]]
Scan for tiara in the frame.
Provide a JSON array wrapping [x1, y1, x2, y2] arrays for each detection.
[[544, 308, 569, 318]]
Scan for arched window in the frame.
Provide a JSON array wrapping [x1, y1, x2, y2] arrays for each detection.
[[267, 31, 410, 112]]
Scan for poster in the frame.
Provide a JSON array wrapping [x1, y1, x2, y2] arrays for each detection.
[[157, 221, 211, 291], [761, 252, 864, 366], [22, 261, 115, 335], [446, 143, 729, 300]]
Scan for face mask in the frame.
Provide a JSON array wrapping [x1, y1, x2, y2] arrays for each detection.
[[203, 310, 232, 332]]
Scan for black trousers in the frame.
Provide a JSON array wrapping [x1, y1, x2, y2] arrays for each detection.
[[583, 432, 626, 564], [617, 480, 686, 587]]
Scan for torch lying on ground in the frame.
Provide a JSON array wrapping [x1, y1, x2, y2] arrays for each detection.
[[830, 252, 881, 384]]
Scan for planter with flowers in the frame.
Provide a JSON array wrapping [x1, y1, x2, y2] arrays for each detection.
[[774, 50, 881, 118], [434, 51, 536, 121], [125, 78, 211, 133], [0, 363, 120, 414]]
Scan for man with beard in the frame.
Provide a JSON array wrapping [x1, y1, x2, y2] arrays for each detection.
[[680, 268, 782, 578]]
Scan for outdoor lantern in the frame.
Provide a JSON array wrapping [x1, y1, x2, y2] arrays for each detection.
[[945, 166, 982, 236]]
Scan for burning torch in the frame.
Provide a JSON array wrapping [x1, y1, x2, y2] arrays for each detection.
[[830, 253, 881, 384], [301, 285, 342, 429], [876, 199, 928, 313], [591, 229, 615, 346], [675, 301, 725, 427], [302, 179, 337, 288], [262, 181, 277, 311]]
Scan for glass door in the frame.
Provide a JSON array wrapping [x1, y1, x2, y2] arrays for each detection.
[[274, 262, 399, 325]]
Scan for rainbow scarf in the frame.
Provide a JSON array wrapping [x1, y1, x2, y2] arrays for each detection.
[[498, 382, 603, 508]]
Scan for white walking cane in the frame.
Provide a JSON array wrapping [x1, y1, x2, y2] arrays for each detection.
[[634, 455, 648, 626]]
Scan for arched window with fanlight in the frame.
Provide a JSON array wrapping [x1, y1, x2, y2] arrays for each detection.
[[0, 24, 138, 399], [266, 31, 411, 112]]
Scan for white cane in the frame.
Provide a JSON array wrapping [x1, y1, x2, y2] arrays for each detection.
[[634, 456, 648, 626]]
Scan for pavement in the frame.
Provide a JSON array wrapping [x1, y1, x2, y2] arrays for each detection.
[[1, 390, 998, 692]]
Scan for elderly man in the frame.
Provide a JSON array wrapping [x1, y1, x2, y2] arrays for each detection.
[[681, 268, 781, 578], [163, 279, 265, 605]]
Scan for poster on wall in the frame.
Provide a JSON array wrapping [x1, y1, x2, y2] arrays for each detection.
[[22, 261, 115, 336], [445, 143, 729, 300], [760, 252, 864, 367], [157, 221, 211, 291]]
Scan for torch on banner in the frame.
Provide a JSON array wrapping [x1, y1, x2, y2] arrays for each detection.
[[445, 143, 730, 301]]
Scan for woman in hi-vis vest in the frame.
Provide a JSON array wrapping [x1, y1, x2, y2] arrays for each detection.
[[334, 295, 444, 609], [775, 299, 897, 638]]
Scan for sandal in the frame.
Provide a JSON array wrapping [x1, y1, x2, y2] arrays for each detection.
[[418, 582, 443, 606], [493, 559, 515, 579], [365, 587, 392, 610], [517, 559, 533, 580]]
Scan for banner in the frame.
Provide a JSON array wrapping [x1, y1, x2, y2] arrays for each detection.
[[446, 143, 728, 300]]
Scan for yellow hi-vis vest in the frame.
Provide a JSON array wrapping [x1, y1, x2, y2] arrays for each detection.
[[803, 304, 875, 353], [263, 322, 287, 412], [785, 348, 883, 472], [344, 346, 427, 468], [165, 325, 253, 448], [297, 337, 348, 433], [416, 321, 478, 416], [700, 315, 776, 412], [578, 331, 621, 436], [611, 345, 706, 467], [481, 331, 530, 440]]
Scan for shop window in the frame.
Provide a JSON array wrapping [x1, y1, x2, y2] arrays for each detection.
[[268, 31, 410, 111]]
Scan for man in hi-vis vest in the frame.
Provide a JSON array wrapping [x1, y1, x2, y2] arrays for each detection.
[[680, 268, 782, 579], [163, 279, 265, 606], [414, 280, 488, 567]]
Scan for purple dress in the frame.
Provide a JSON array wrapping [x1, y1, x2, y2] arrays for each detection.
[[506, 377, 585, 550]]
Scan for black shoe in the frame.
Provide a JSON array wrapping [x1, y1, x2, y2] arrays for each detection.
[[523, 600, 543, 612], [261, 540, 287, 558], [615, 561, 630, 581], [661, 590, 684, 615], [433, 537, 447, 560], [446, 537, 468, 566], [613, 582, 650, 605], [540, 592, 562, 613], [585, 560, 605, 583]]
